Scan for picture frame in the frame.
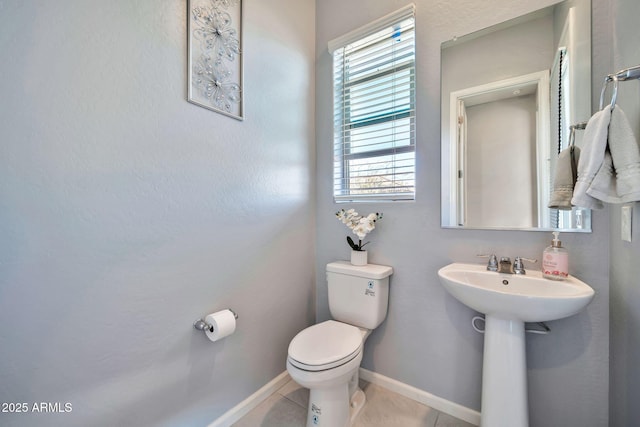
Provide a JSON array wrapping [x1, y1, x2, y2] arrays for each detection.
[[187, 0, 244, 120]]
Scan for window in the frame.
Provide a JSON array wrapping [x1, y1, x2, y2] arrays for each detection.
[[329, 5, 416, 202]]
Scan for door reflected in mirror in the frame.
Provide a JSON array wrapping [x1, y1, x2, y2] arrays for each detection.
[[440, 0, 592, 232]]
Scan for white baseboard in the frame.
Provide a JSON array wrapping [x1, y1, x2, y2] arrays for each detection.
[[207, 371, 290, 427], [208, 369, 480, 427], [359, 368, 480, 426]]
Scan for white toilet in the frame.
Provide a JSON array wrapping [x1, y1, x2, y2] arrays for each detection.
[[287, 261, 393, 427]]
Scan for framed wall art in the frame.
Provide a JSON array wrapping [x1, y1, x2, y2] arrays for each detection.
[[187, 0, 243, 120]]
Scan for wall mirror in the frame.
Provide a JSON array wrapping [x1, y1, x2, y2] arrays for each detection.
[[440, 0, 592, 231]]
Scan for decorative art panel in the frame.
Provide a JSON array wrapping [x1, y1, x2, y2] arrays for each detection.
[[188, 0, 243, 120]]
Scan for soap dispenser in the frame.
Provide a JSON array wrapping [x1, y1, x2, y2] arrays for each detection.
[[542, 231, 568, 280]]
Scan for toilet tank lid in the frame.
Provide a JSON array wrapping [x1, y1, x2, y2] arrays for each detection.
[[327, 261, 393, 279]]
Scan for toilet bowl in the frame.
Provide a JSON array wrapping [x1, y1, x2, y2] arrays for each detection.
[[287, 261, 393, 427], [287, 320, 369, 427]]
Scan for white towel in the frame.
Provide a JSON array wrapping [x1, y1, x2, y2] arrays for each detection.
[[548, 146, 581, 210], [587, 105, 640, 203], [571, 107, 612, 209]]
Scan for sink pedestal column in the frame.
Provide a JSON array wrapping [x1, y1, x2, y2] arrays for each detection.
[[481, 316, 528, 427]]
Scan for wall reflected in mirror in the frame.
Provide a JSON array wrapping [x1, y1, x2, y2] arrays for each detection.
[[440, 0, 592, 232]]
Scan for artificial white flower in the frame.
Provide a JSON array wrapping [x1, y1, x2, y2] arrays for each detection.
[[335, 209, 383, 250]]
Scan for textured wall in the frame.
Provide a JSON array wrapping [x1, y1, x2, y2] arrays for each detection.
[[316, 1, 609, 426], [0, 0, 315, 426], [608, 0, 640, 424]]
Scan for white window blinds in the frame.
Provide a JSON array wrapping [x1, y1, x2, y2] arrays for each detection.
[[330, 5, 416, 202]]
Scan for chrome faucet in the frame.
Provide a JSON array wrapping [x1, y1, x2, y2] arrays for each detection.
[[513, 256, 537, 275], [498, 257, 513, 274], [478, 254, 498, 271], [478, 254, 537, 274]]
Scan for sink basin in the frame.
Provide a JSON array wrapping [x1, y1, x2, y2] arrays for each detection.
[[438, 262, 594, 322], [437, 262, 595, 427]]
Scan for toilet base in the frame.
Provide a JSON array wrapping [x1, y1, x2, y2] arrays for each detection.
[[286, 326, 371, 427], [349, 388, 366, 423], [305, 385, 366, 427]]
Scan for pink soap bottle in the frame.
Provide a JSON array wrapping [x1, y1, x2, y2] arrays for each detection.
[[542, 231, 569, 280]]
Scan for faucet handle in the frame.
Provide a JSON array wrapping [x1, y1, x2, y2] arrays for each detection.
[[513, 256, 537, 274], [477, 254, 498, 271]]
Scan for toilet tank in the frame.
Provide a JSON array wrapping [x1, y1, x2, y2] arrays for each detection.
[[326, 261, 393, 330]]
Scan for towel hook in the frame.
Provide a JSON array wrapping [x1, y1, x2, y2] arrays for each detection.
[[568, 127, 576, 147], [599, 75, 620, 112], [598, 74, 613, 110], [613, 64, 640, 82], [568, 122, 587, 147], [610, 75, 619, 112], [600, 65, 640, 110]]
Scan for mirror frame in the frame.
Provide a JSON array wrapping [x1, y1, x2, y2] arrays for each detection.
[[440, 0, 592, 232]]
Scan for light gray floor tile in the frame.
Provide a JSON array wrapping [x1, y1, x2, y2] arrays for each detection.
[[231, 393, 306, 427], [435, 412, 477, 427], [233, 377, 476, 427], [353, 381, 439, 427], [277, 379, 309, 409]]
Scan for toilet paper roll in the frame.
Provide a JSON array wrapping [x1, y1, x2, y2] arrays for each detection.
[[204, 309, 237, 342]]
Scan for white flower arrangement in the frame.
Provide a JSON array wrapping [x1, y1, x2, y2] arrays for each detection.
[[335, 209, 383, 251]]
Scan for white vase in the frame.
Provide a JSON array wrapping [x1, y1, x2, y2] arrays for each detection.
[[351, 250, 368, 266]]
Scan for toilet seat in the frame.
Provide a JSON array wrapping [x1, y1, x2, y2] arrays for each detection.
[[288, 320, 363, 372]]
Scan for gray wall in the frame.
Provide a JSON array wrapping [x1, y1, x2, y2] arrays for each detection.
[[4, 0, 638, 426], [608, 0, 640, 425], [316, 1, 609, 426], [0, 0, 315, 426]]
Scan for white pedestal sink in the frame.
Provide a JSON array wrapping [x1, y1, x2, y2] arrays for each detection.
[[437, 263, 595, 427]]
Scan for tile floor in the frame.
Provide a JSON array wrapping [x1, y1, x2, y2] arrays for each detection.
[[232, 378, 476, 427]]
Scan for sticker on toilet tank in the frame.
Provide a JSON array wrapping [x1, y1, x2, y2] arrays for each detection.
[[311, 403, 321, 424], [365, 281, 375, 296]]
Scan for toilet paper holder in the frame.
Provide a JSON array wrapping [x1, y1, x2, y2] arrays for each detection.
[[193, 309, 238, 333]]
